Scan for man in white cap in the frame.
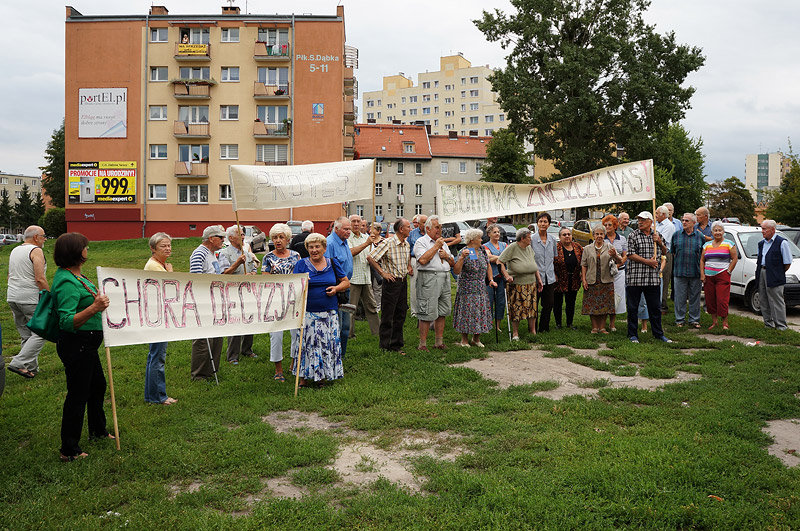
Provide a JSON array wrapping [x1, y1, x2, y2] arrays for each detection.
[[625, 211, 671, 344]]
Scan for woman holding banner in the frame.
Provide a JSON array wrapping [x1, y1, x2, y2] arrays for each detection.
[[52, 233, 111, 461], [143, 232, 177, 405], [499, 227, 543, 340], [262, 223, 301, 382], [291, 233, 349, 387]]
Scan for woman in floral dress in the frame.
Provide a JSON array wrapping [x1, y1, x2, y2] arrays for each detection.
[[453, 229, 497, 347], [262, 223, 300, 382]]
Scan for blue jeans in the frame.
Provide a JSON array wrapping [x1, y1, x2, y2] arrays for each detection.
[[487, 276, 507, 321], [145, 342, 168, 403], [673, 276, 702, 324]]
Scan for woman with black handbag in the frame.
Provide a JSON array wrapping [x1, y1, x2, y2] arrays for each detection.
[[51, 233, 111, 461]]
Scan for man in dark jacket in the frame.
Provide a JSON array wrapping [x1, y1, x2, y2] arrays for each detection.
[[289, 220, 314, 257], [756, 219, 792, 330]]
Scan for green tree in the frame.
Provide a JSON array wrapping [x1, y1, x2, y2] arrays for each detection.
[[32, 193, 46, 225], [14, 184, 37, 228], [475, 0, 705, 181], [765, 155, 800, 225], [39, 207, 67, 238], [645, 123, 707, 214], [481, 129, 532, 184], [40, 120, 65, 208], [708, 177, 756, 225], [0, 188, 12, 231]]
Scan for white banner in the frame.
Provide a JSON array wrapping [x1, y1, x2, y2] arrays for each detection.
[[78, 88, 127, 138], [229, 159, 374, 211], [436, 160, 655, 222], [97, 267, 307, 347]]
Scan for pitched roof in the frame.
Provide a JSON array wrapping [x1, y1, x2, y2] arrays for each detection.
[[429, 134, 490, 159], [354, 124, 431, 159]]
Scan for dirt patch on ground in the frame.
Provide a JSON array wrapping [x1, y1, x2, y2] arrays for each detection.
[[168, 480, 203, 499], [262, 410, 349, 434], [697, 334, 776, 346], [763, 419, 800, 468], [451, 348, 700, 400]]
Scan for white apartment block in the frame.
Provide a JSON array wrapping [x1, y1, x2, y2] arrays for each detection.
[[745, 152, 790, 204]]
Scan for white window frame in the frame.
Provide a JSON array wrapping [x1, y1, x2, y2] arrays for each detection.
[[221, 67, 239, 82], [178, 184, 208, 204], [148, 184, 167, 200], [459, 162, 467, 173], [470, 103, 479, 111], [220, 28, 240, 42], [15, 178, 23, 185], [415, 204, 423, 215], [470, 89, 479, 97], [403, 143, 415, 153], [485, 115, 494, 122], [219, 184, 232, 200], [150, 27, 168, 42], [150, 67, 168, 82], [375, 183, 383, 196], [397, 162, 404, 175], [356, 205, 364, 217], [149, 144, 168, 159], [415, 163, 422, 175], [256, 144, 288, 163], [397, 204, 404, 218], [441, 162, 448, 174], [376, 161, 383, 174], [375, 205, 383, 217], [476, 162, 483, 174], [149, 105, 167, 121], [396, 183, 404, 195], [415, 183, 423, 196], [220, 144, 239, 160], [220, 105, 239, 120]]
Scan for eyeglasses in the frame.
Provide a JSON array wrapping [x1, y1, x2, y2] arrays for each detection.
[[681, 219, 692, 222]]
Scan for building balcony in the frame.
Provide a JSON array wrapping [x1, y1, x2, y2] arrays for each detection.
[[254, 42, 290, 61], [173, 83, 211, 99], [174, 161, 208, 177], [173, 121, 210, 139], [174, 42, 211, 60], [344, 100, 355, 120], [253, 82, 290, 100], [253, 121, 290, 137], [254, 160, 289, 166]]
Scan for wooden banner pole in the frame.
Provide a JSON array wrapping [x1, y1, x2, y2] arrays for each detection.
[[372, 160, 376, 223], [294, 275, 310, 397], [104, 346, 121, 450]]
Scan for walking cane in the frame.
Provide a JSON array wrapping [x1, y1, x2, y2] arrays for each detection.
[[504, 285, 512, 342], [206, 338, 219, 385]]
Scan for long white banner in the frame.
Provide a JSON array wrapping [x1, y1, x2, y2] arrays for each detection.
[[436, 160, 655, 222], [229, 159, 374, 211], [97, 267, 307, 347]]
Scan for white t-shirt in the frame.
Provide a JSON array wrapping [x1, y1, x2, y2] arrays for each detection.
[[413, 234, 453, 272], [7, 243, 45, 304]]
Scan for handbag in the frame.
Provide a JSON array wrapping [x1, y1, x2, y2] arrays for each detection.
[[26, 289, 61, 342], [609, 259, 619, 277]]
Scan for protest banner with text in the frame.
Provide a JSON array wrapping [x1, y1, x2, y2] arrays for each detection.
[[98, 267, 307, 347], [436, 159, 655, 222], [229, 159, 374, 211]]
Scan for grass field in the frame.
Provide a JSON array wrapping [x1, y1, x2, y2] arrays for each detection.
[[1, 237, 800, 529]]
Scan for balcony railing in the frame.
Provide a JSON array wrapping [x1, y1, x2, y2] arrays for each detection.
[[173, 83, 211, 99], [174, 42, 211, 60], [253, 121, 289, 137], [173, 121, 210, 138], [254, 42, 290, 60], [254, 160, 289, 166], [253, 82, 290, 99], [174, 161, 208, 177]]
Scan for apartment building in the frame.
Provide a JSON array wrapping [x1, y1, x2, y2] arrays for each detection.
[[745, 152, 790, 204], [352, 123, 489, 222], [362, 54, 505, 137], [65, 5, 357, 240], [0, 172, 42, 206]]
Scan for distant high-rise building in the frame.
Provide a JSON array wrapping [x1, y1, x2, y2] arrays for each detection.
[[745, 152, 789, 204]]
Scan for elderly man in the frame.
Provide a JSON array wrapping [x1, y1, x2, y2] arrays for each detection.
[[626, 212, 671, 343], [290, 220, 314, 257], [6, 225, 48, 379], [218, 225, 258, 364], [368, 218, 413, 355], [347, 215, 381, 339], [664, 202, 681, 233], [695, 206, 713, 240], [325, 216, 354, 357], [655, 205, 676, 313], [756, 219, 793, 330], [671, 213, 705, 328], [413, 215, 455, 350], [408, 214, 428, 318], [617, 212, 634, 239], [190, 225, 246, 380]]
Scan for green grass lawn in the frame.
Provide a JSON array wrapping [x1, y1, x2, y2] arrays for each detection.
[[2, 237, 800, 528]]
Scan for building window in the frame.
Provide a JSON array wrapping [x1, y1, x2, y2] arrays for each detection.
[[366, 100, 374, 107], [149, 144, 167, 159], [15, 178, 23, 185], [395, 183, 404, 197], [179, 67, 210, 80], [178, 105, 209, 124], [397, 162, 404, 174], [441, 162, 448, 174], [0, 178, 6, 184], [14, 191, 21, 199], [221, 28, 239, 42], [415, 183, 423, 196], [377, 99, 381, 106], [258, 28, 289, 45], [219, 184, 232, 200], [409, 109, 418, 116], [476, 162, 483, 174], [445, 111, 452, 117], [461, 77, 466, 85], [485, 115, 494, 122], [220, 105, 239, 120], [470, 76, 479, 84], [470, 103, 479, 111], [470, 116, 479, 124], [356, 205, 364, 217], [375, 183, 383, 196], [409, 96, 417, 103], [434, 94, 439, 101], [422, 81, 430, 89], [499, 114, 505, 122], [461, 91, 466, 98], [375, 205, 383, 217], [366, 113, 374, 120], [422, 94, 431, 102], [434, 81, 439, 88], [149, 105, 167, 120], [256, 105, 289, 125], [178, 184, 208, 204], [376, 161, 383, 173], [461, 117, 466, 125], [257, 66, 289, 90], [461, 104, 466, 112], [485, 129, 494, 136], [422, 108, 431, 115], [470, 90, 479, 97], [415, 204, 423, 215], [150, 67, 168, 81], [445, 97, 453, 104], [401, 110, 406, 117], [396, 204, 404, 218], [256, 144, 288, 163], [150, 28, 168, 42], [220, 144, 238, 160], [401, 97, 406, 103], [403, 143, 415, 153], [459, 162, 467, 173], [221, 67, 239, 82], [148, 184, 167, 200], [181, 28, 210, 44], [434, 119, 439, 126], [178, 144, 209, 162], [377, 112, 381, 119], [415, 163, 422, 175]]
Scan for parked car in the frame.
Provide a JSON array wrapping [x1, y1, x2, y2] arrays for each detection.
[[286, 220, 304, 237], [724, 225, 800, 313], [1, 234, 18, 245], [571, 219, 604, 246], [777, 227, 800, 246]]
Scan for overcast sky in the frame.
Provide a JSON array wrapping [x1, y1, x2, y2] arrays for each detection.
[[2, 0, 797, 183]]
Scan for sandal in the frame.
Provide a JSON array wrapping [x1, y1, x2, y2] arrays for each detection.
[[433, 344, 446, 350], [456, 342, 470, 348], [470, 341, 485, 348], [599, 329, 609, 334], [511, 335, 520, 341], [273, 373, 286, 382], [417, 345, 429, 352], [590, 329, 599, 334], [163, 397, 178, 405], [8, 366, 35, 379], [691, 323, 701, 329]]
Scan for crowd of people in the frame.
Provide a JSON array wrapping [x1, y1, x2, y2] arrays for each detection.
[[1, 209, 794, 460]]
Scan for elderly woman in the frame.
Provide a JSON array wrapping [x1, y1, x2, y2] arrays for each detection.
[[483, 223, 511, 331], [553, 227, 583, 329], [581, 225, 622, 333], [499, 227, 543, 340], [143, 232, 177, 405], [603, 215, 628, 332], [292, 233, 349, 387], [52, 233, 111, 461], [262, 223, 301, 382], [700, 221, 738, 330], [453, 228, 497, 347]]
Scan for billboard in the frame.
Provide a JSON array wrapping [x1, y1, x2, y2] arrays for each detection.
[[78, 88, 127, 138], [68, 161, 136, 204]]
